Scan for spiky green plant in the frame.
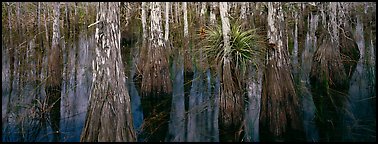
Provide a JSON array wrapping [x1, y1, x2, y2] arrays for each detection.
[[202, 20, 267, 81], [200, 19, 267, 141]]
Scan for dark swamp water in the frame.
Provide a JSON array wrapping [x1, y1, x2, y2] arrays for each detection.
[[2, 8, 376, 143], [2, 29, 376, 142]]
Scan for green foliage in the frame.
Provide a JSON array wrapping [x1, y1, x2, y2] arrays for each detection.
[[202, 20, 266, 76]]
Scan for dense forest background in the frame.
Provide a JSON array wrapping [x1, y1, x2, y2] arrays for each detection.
[[2, 2, 376, 142]]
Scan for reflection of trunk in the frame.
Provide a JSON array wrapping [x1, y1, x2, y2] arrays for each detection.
[[80, 2, 136, 142], [187, 68, 204, 141], [128, 53, 144, 141], [244, 64, 263, 142], [166, 55, 185, 142], [344, 15, 375, 141], [300, 10, 320, 142], [260, 2, 304, 142], [292, 7, 299, 76], [310, 3, 357, 142]]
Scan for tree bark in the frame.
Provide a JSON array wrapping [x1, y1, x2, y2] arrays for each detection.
[[183, 2, 192, 71], [80, 2, 136, 142], [260, 2, 304, 142], [292, 6, 298, 75], [218, 2, 244, 142], [138, 2, 148, 75], [141, 2, 172, 95], [200, 2, 207, 19], [7, 2, 15, 90], [45, 2, 62, 142], [165, 2, 170, 43], [139, 3, 172, 141], [209, 2, 217, 26], [240, 2, 247, 29], [47, 2, 62, 87]]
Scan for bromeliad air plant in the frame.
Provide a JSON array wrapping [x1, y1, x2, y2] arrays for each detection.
[[200, 18, 267, 141], [202, 20, 267, 84]]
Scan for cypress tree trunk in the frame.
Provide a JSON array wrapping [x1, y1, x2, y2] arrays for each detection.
[[164, 2, 170, 43], [218, 2, 244, 142], [164, 2, 171, 55], [141, 2, 172, 95], [138, 2, 148, 76], [183, 2, 192, 71], [260, 2, 304, 142], [139, 2, 172, 142], [46, 2, 62, 142], [209, 2, 217, 26], [7, 2, 15, 97], [80, 2, 136, 142], [240, 2, 247, 29], [310, 2, 357, 142]]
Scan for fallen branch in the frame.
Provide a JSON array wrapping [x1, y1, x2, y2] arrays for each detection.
[[88, 20, 101, 28]]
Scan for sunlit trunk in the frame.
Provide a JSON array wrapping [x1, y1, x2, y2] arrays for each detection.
[[240, 2, 247, 29], [165, 2, 170, 43], [300, 7, 320, 142], [74, 3, 78, 31], [80, 2, 136, 142], [209, 2, 217, 26], [175, 2, 179, 23]]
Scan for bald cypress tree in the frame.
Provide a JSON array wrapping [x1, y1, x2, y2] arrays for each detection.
[[80, 2, 136, 142], [260, 2, 305, 142]]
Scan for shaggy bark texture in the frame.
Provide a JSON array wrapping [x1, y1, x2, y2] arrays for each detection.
[[80, 2, 136, 142], [260, 2, 305, 142]]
